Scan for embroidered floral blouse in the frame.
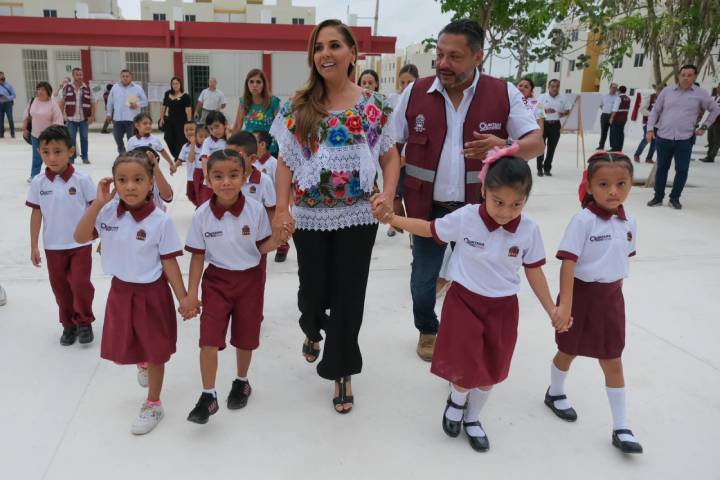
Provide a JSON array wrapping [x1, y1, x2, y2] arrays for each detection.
[[270, 90, 395, 231], [241, 96, 280, 133]]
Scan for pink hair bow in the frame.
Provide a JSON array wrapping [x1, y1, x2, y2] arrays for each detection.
[[478, 142, 520, 182]]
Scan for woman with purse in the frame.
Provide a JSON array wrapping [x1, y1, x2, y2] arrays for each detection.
[[158, 77, 192, 163]]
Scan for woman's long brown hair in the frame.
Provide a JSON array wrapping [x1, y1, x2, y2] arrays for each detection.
[[242, 69, 271, 114], [293, 19, 358, 149]]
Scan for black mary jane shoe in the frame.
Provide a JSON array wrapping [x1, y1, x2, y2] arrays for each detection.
[[612, 429, 643, 454], [442, 395, 466, 438], [544, 387, 578, 422], [60, 327, 77, 346], [333, 376, 354, 414], [463, 421, 490, 452], [302, 338, 321, 363]]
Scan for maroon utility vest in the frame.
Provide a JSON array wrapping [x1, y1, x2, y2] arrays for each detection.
[[62, 83, 92, 120], [613, 94, 631, 124], [641, 93, 657, 126], [403, 74, 509, 220]]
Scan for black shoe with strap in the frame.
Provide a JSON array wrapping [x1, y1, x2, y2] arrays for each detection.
[[442, 395, 466, 438], [612, 429, 643, 454], [333, 376, 353, 414], [302, 338, 320, 363], [463, 421, 490, 452], [544, 387, 578, 421], [227, 379, 252, 410], [187, 392, 219, 424]]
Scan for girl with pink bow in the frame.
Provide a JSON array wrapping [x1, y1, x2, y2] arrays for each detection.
[[372, 142, 571, 453]]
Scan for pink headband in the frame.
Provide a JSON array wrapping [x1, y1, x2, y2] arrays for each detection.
[[478, 142, 520, 182]]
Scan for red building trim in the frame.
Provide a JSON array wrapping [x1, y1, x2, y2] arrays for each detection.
[[173, 51, 183, 80], [262, 53, 272, 91], [80, 49, 92, 81]]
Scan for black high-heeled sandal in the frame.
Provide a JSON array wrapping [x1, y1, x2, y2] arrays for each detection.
[[333, 376, 354, 414], [302, 338, 320, 363]]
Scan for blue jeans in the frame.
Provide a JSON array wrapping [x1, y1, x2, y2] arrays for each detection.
[[654, 136, 693, 201], [30, 135, 43, 178], [112, 120, 134, 154], [634, 125, 656, 160], [67, 120, 89, 162], [410, 205, 452, 335], [0, 101, 14, 136]]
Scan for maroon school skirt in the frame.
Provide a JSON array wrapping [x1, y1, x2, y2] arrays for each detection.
[[555, 279, 625, 359], [101, 275, 177, 365], [192, 168, 213, 205], [431, 282, 519, 389]]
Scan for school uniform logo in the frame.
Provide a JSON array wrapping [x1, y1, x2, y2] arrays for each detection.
[[242, 225, 251, 236], [100, 223, 119, 232], [136, 229, 146, 241], [250, 185, 257, 194], [627, 231, 633, 242], [508, 246, 520, 257], [590, 234, 612, 242], [40, 190, 53, 196], [262, 168, 267, 174], [68, 187, 77, 195], [204, 231, 223, 238], [414, 114, 426, 133], [478, 122, 502, 132], [463, 237, 485, 249]]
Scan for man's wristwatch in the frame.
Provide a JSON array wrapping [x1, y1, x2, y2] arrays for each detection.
[[700, 124, 708, 131]]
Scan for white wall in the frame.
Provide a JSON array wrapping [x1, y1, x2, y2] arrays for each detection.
[[271, 52, 308, 101]]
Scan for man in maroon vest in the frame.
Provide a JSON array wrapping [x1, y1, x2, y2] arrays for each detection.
[[390, 19, 544, 361], [609, 85, 631, 152], [58, 67, 95, 164], [633, 83, 663, 163]]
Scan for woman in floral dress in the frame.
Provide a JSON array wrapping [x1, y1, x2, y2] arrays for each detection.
[[232, 69, 280, 156], [271, 19, 400, 414]]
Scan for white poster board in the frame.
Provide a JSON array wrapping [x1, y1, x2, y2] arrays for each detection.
[[89, 80, 111, 102], [561, 93, 604, 132], [147, 82, 170, 103]]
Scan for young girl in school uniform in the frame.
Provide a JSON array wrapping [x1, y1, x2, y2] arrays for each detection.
[[181, 149, 290, 424], [545, 151, 643, 454], [74, 153, 194, 435], [195, 111, 228, 205], [377, 145, 569, 453], [126, 112, 177, 175], [178, 122, 208, 207], [127, 146, 173, 212]]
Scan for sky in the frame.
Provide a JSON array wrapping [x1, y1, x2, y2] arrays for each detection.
[[116, 0, 547, 76]]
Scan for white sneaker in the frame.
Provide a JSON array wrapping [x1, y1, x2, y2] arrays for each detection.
[[130, 402, 164, 435], [0, 284, 6, 306], [137, 366, 148, 387]]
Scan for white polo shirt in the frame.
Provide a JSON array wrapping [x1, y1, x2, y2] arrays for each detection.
[[600, 93, 618, 114], [254, 153, 277, 184], [198, 88, 226, 111], [200, 136, 226, 160], [392, 69, 539, 202], [431, 204, 546, 298], [537, 93, 572, 122], [185, 194, 272, 271], [241, 168, 276, 208], [127, 134, 165, 153], [556, 203, 637, 283], [179, 142, 203, 181], [26, 165, 96, 250], [94, 200, 183, 283]]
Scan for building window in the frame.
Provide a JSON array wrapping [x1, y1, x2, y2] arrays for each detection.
[[125, 51, 150, 113], [565, 89, 572, 94], [568, 60, 575, 71], [152, 13, 166, 21], [553, 61, 561, 73], [629, 88, 636, 96], [292, 18, 305, 25], [431, 59, 436, 69], [633, 53, 645, 68], [612, 58, 623, 69], [570, 29, 579, 42], [22, 49, 49, 99], [271, 17, 276, 24], [184, 14, 196, 22], [43, 9, 57, 17]]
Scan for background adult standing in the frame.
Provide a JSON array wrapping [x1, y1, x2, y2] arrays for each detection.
[[58, 67, 94, 164], [22, 82, 63, 181], [271, 19, 399, 413], [597, 83, 618, 150], [159, 76, 192, 162], [232, 69, 279, 153], [106, 69, 148, 154], [646, 65, 720, 210], [609, 85, 631, 152], [517, 77, 544, 130], [536, 79, 570, 176], [633, 83, 663, 163], [699, 82, 720, 163], [391, 19, 543, 361], [195, 78, 226, 124], [0, 71, 16, 138]]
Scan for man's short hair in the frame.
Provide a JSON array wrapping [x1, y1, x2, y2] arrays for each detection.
[[680, 64, 698, 74], [438, 19, 484, 52], [548, 78, 560, 86], [618, 85, 627, 93], [72, 67, 82, 74], [120, 69, 132, 75]]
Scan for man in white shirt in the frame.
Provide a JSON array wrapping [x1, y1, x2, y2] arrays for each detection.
[[598, 83, 618, 150], [536, 79, 570, 176], [699, 81, 720, 163], [195, 78, 226, 124], [105, 69, 148, 154]]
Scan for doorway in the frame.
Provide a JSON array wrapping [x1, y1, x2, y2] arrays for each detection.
[[187, 65, 209, 117]]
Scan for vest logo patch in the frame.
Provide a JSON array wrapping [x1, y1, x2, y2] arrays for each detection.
[[242, 225, 251, 236], [508, 246, 520, 257], [414, 114, 426, 133], [136, 229, 146, 241], [627, 231, 632, 242], [478, 122, 502, 132], [68, 187, 77, 195], [463, 237, 484, 249], [250, 185, 257, 194]]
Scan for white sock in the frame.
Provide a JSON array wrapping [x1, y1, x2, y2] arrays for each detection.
[[606, 387, 638, 443], [463, 388, 490, 437], [236, 376, 248, 382], [203, 388, 217, 397], [549, 362, 572, 410], [446, 385, 468, 422]]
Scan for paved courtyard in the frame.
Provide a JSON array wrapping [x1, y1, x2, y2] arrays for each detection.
[[0, 128, 718, 479]]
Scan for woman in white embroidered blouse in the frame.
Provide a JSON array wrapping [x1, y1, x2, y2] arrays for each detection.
[[270, 19, 400, 414]]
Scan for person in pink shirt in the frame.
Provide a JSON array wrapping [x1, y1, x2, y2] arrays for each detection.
[[22, 82, 64, 182]]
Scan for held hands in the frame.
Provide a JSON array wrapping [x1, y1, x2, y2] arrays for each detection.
[[168, 162, 177, 175], [31, 247, 42, 267], [551, 304, 573, 333], [95, 177, 117, 206], [272, 210, 296, 242], [178, 296, 200, 320], [370, 193, 394, 224], [463, 132, 506, 160]]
